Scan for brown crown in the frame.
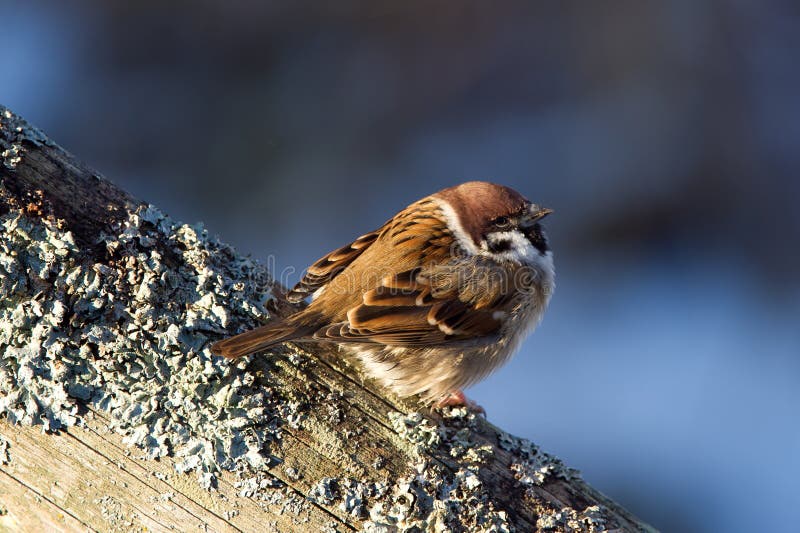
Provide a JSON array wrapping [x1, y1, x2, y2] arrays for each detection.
[[434, 181, 530, 244]]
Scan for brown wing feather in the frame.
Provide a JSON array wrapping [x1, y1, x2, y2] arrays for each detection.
[[313, 260, 509, 346], [210, 320, 315, 358], [286, 230, 381, 303], [286, 197, 451, 305]]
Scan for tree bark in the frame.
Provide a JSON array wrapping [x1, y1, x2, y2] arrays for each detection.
[[0, 105, 656, 532]]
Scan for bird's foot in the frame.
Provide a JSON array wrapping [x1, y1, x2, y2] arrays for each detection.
[[434, 390, 486, 416]]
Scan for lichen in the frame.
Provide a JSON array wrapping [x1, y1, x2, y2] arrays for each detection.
[[388, 411, 441, 457], [498, 428, 577, 487], [310, 407, 517, 532], [234, 474, 284, 498], [308, 477, 340, 506], [438, 407, 494, 465], [536, 505, 607, 532], [95, 495, 141, 531], [0, 107, 51, 170], [308, 468, 512, 533], [0, 143, 23, 168], [0, 205, 283, 487], [0, 434, 10, 465]]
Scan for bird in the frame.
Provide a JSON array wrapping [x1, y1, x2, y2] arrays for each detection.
[[211, 181, 555, 409]]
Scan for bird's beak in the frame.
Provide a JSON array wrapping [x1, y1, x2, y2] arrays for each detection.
[[531, 207, 554, 221]]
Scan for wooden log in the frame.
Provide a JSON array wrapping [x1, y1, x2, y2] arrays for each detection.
[[0, 104, 656, 532]]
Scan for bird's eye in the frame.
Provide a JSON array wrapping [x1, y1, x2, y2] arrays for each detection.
[[494, 216, 511, 229]]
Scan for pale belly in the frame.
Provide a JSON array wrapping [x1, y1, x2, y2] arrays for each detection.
[[348, 286, 551, 404]]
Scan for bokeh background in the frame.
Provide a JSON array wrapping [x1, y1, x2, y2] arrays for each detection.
[[3, 2, 799, 531]]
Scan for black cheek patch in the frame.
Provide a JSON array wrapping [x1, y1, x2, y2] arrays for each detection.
[[488, 239, 512, 253], [525, 224, 549, 254]]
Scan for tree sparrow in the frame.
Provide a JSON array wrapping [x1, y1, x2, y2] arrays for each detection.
[[212, 181, 554, 408]]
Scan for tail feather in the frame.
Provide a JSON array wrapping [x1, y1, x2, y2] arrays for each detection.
[[210, 321, 313, 359]]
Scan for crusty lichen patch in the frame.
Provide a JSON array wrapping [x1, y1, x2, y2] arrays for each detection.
[[497, 427, 578, 489], [304, 467, 513, 532], [537, 505, 607, 532], [0, 205, 279, 486], [0, 108, 51, 170], [350, 407, 586, 532], [303, 407, 572, 532], [388, 411, 440, 457]]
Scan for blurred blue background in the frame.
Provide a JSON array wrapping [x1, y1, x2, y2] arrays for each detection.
[[3, 2, 799, 531]]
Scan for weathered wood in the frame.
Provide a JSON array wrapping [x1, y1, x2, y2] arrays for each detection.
[[0, 105, 656, 532], [0, 471, 92, 532], [0, 409, 346, 532]]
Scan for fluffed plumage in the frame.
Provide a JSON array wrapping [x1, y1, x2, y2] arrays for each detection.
[[211, 181, 555, 405]]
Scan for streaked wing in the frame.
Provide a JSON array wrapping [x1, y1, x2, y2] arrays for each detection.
[[286, 230, 381, 303], [314, 260, 512, 346], [287, 196, 452, 304]]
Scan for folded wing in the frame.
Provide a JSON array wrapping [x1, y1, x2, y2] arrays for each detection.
[[286, 230, 381, 303], [315, 261, 512, 346]]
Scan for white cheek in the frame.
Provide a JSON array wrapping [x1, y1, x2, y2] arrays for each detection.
[[434, 198, 480, 255], [480, 230, 538, 263]]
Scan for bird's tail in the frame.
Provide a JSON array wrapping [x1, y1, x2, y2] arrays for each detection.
[[210, 320, 314, 359]]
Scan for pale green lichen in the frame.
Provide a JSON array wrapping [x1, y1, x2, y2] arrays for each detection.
[[356, 467, 511, 533], [388, 411, 441, 457], [234, 474, 284, 498], [0, 143, 23, 168], [310, 407, 515, 533], [0, 206, 281, 487], [232, 475, 308, 518], [536, 505, 607, 532], [439, 408, 494, 465], [498, 428, 577, 487], [1, 107, 51, 169]]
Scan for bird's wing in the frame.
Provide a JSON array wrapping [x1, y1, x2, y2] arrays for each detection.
[[286, 230, 381, 303], [314, 260, 513, 346], [286, 196, 453, 303]]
